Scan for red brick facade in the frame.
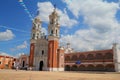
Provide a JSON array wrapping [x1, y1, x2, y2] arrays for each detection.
[[29, 43, 35, 67], [48, 40, 58, 68], [65, 49, 115, 71], [57, 49, 64, 68]]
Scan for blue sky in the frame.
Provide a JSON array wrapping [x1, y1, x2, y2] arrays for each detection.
[[0, 0, 120, 57]]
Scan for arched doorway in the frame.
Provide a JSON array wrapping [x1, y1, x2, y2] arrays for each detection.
[[79, 65, 86, 71], [86, 65, 95, 71], [95, 64, 105, 71], [39, 61, 44, 71], [22, 61, 25, 67], [71, 65, 78, 71], [105, 64, 115, 72], [65, 65, 70, 71]]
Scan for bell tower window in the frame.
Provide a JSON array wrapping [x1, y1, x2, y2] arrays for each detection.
[[33, 26, 35, 30], [37, 36, 38, 39], [50, 19, 54, 24], [56, 30, 57, 36], [32, 34, 35, 39], [51, 30, 53, 35]]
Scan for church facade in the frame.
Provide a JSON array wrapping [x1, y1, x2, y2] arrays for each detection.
[[29, 8, 64, 71]]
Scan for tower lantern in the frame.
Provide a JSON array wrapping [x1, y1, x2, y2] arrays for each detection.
[[48, 7, 60, 37]]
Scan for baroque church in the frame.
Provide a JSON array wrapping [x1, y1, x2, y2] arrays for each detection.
[[27, 7, 120, 72], [29, 7, 64, 71]]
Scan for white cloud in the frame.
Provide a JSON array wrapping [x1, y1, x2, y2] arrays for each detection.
[[0, 52, 11, 56], [41, 27, 47, 35], [11, 41, 28, 51], [37, 2, 78, 28], [0, 51, 16, 57], [16, 41, 27, 49], [60, 28, 116, 51], [0, 29, 15, 41], [60, 0, 120, 51], [16, 53, 26, 58]]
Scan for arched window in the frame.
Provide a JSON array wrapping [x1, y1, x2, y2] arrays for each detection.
[[37, 36, 39, 39], [50, 19, 53, 24], [71, 55, 78, 61], [56, 30, 58, 36], [65, 56, 70, 61], [32, 26, 35, 30], [95, 53, 103, 60], [104, 53, 113, 59], [79, 54, 86, 60], [86, 54, 94, 60], [51, 30, 53, 34], [32, 34, 35, 39]]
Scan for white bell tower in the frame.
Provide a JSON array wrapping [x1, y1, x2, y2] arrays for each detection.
[[48, 7, 60, 38], [31, 14, 42, 43], [29, 12, 42, 67]]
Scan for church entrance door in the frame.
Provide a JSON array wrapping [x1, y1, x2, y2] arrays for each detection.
[[22, 61, 25, 67], [39, 61, 44, 71]]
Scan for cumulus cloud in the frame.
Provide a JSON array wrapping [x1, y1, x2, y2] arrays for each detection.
[[0, 51, 17, 57], [0, 52, 11, 56], [60, 0, 120, 51], [15, 53, 27, 58], [11, 41, 28, 51], [37, 2, 78, 28], [0, 29, 15, 41], [41, 27, 47, 35], [16, 41, 27, 49]]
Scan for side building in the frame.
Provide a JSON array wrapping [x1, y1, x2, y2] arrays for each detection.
[[64, 44, 120, 72], [18, 54, 29, 70], [0, 55, 16, 69]]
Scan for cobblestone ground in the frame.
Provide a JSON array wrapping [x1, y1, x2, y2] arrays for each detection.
[[0, 69, 120, 80]]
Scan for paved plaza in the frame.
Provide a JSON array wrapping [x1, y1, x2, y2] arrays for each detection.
[[0, 70, 120, 80]]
